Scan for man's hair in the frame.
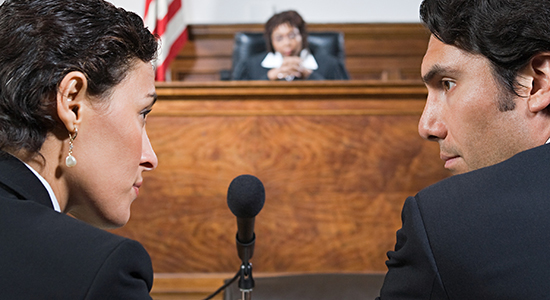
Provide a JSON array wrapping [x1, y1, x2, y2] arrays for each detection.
[[420, 0, 550, 110], [264, 10, 308, 53], [0, 0, 158, 153]]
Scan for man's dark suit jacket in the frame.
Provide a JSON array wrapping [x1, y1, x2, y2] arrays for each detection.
[[0, 151, 153, 299], [232, 51, 349, 80], [378, 143, 550, 299]]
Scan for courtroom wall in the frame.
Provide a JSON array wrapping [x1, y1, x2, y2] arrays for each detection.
[[107, 0, 423, 24]]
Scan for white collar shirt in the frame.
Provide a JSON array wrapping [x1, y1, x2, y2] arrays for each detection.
[[23, 161, 61, 212], [261, 49, 319, 70]]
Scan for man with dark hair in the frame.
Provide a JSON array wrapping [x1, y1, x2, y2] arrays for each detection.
[[377, 0, 550, 298]]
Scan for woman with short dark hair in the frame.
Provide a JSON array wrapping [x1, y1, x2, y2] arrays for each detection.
[[233, 10, 349, 81], [0, 0, 160, 298]]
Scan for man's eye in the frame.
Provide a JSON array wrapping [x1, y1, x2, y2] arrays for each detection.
[[442, 80, 456, 91]]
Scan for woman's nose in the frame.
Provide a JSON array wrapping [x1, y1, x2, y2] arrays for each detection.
[[140, 130, 158, 171]]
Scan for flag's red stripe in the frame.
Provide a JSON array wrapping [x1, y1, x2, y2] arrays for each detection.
[[155, 0, 182, 37], [144, 0, 154, 19], [155, 27, 188, 81]]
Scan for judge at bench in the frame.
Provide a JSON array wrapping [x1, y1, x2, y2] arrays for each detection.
[[0, 0, 159, 298], [232, 10, 349, 81], [377, 0, 550, 299]]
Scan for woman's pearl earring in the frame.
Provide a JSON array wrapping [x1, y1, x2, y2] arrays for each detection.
[[65, 128, 78, 167]]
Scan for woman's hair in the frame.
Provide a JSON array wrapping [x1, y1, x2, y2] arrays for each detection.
[[264, 10, 308, 53], [420, 0, 550, 109], [0, 0, 158, 153]]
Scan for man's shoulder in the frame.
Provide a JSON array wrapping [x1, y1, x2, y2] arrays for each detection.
[[422, 143, 550, 194], [398, 144, 550, 298], [415, 143, 550, 220]]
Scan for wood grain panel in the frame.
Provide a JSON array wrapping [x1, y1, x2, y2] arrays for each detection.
[[110, 81, 450, 279]]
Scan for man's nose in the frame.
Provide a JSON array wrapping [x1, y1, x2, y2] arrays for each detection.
[[418, 95, 447, 141]]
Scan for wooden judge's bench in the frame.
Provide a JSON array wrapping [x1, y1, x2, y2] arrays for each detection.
[[110, 24, 450, 300]]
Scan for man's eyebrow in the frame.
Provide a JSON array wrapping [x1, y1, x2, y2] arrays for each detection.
[[422, 64, 461, 85], [422, 64, 446, 84]]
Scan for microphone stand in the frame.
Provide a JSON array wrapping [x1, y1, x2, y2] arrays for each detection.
[[239, 262, 253, 300], [236, 233, 255, 300], [201, 257, 254, 300], [202, 232, 257, 300]]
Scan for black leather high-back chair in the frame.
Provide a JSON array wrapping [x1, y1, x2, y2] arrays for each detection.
[[222, 31, 347, 80]]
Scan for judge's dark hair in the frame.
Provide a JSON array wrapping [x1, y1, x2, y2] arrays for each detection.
[[264, 10, 308, 53], [0, 0, 158, 153], [420, 0, 550, 110]]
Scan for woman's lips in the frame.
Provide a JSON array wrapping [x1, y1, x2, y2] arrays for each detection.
[[133, 182, 142, 197]]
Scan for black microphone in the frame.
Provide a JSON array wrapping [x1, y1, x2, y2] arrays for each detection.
[[227, 174, 265, 264]]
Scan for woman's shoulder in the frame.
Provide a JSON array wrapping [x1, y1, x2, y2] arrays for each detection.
[[309, 51, 349, 80], [0, 197, 152, 298], [312, 51, 341, 65], [1, 196, 130, 245], [249, 52, 271, 65]]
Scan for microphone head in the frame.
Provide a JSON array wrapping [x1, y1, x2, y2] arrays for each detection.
[[227, 174, 265, 218]]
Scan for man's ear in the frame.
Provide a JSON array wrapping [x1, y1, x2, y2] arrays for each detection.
[[523, 53, 550, 113], [57, 71, 87, 133]]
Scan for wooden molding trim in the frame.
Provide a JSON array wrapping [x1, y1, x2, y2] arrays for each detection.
[[187, 23, 430, 39], [151, 272, 387, 299], [152, 81, 428, 117]]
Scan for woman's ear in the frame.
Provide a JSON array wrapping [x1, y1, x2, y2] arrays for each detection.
[[523, 53, 550, 113], [57, 71, 88, 133]]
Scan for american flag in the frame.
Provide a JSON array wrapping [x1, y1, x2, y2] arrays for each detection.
[[143, 0, 188, 81]]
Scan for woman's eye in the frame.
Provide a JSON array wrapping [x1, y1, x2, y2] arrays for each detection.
[[141, 109, 152, 118]]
